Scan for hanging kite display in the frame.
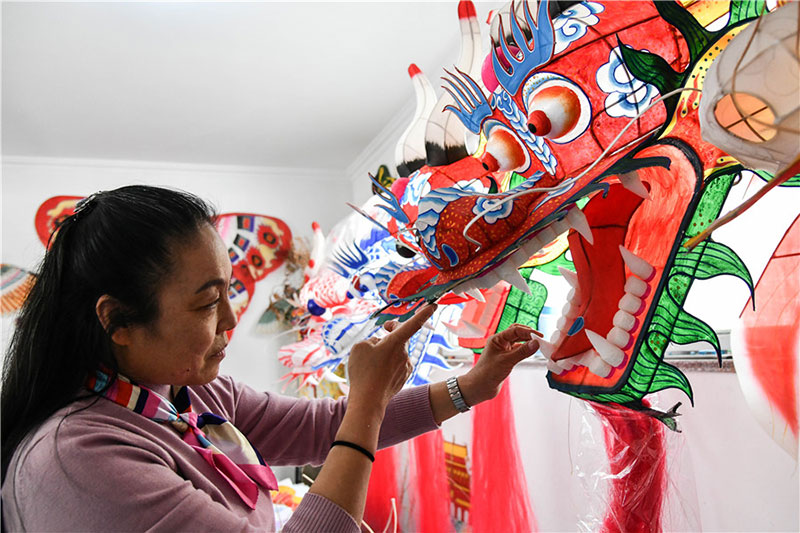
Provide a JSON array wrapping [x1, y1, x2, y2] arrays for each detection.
[[34, 195, 83, 247], [215, 213, 292, 325], [33, 196, 292, 336], [1, 265, 35, 315]]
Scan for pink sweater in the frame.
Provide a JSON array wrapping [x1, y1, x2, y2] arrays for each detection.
[[1, 375, 439, 532]]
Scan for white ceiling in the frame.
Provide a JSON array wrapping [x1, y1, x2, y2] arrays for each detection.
[[3, 1, 503, 171]]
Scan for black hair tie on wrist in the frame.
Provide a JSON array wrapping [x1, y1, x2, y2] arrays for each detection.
[[330, 440, 375, 463]]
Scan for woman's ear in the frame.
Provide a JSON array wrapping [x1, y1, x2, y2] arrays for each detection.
[[95, 294, 130, 346]]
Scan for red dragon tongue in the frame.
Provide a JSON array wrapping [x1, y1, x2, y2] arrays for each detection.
[[552, 184, 645, 364]]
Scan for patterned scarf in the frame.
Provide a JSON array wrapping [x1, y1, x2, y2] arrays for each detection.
[[87, 370, 278, 509]]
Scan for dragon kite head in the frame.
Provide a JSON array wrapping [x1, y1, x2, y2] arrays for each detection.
[[371, 0, 787, 424]]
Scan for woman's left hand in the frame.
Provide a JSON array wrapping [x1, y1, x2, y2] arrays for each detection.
[[457, 324, 541, 407]]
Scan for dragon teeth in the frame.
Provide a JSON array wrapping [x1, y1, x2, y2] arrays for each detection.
[[566, 287, 580, 304], [458, 278, 478, 292], [456, 279, 485, 301], [619, 245, 655, 281], [619, 293, 643, 315], [624, 275, 648, 297], [443, 320, 483, 337], [552, 217, 570, 235], [511, 247, 532, 267], [586, 329, 625, 367], [550, 330, 565, 345], [537, 225, 557, 245], [577, 349, 612, 378], [555, 355, 577, 371], [473, 270, 499, 290], [546, 359, 566, 375], [567, 208, 594, 244], [619, 170, 650, 199], [537, 338, 557, 359], [509, 239, 541, 268], [495, 262, 532, 295], [523, 237, 544, 256], [612, 309, 636, 331], [562, 300, 579, 319], [558, 266, 578, 289], [556, 316, 567, 331], [439, 346, 476, 358], [465, 287, 485, 302], [607, 326, 632, 350]]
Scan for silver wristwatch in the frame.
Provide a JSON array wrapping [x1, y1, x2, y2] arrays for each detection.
[[446, 376, 470, 412]]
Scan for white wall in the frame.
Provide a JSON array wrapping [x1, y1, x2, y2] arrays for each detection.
[[345, 99, 414, 207], [1, 156, 351, 394]]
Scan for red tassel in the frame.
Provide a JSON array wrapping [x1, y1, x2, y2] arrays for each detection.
[[593, 401, 667, 533], [363, 447, 400, 531], [410, 429, 453, 532], [471, 376, 537, 533]]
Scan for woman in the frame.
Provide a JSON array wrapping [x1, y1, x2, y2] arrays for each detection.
[[1, 185, 540, 532]]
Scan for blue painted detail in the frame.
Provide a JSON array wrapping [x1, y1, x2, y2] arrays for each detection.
[[330, 242, 370, 278], [493, 92, 558, 174], [553, 2, 604, 55], [307, 299, 326, 316], [312, 357, 343, 371], [442, 68, 493, 134], [491, 0, 554, 95], [369, 173, 409, 224], [442, 244, 460, 267], [321, 317, 369, 355], [360, 227, 390, 250], [416, 187, 466, 260], [567, 316, 585, 336]]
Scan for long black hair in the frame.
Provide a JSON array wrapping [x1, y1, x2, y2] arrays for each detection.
[[1, 185, 217, 480]]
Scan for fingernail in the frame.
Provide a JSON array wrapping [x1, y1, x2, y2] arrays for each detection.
[[527, 339, 539, 350]]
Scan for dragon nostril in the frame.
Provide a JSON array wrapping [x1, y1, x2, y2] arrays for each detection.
[[482, 130, 523, 172]]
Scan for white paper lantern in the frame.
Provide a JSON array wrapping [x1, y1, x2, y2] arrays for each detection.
[[700, 3, 799, 174]]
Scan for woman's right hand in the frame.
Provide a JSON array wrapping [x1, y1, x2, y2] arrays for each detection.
[[346, 303, 437, 413], [308, 303, 437, 525]]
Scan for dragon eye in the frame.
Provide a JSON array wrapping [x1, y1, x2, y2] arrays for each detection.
[[395, 240, 416, 258], [526, 86, 581, 138], [523, 74, 591, 143], [306, 299, 326, 316]]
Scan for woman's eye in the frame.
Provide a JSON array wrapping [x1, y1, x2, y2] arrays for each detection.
[[203, 298, 221, 309]]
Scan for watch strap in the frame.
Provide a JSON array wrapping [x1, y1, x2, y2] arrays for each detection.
[[446, 376, 470, 413]]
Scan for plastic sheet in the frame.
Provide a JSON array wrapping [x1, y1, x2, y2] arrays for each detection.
[[574, 398, 701, 533]]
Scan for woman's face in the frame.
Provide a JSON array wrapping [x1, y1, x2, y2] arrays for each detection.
[[115, 223, 238, 386]]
